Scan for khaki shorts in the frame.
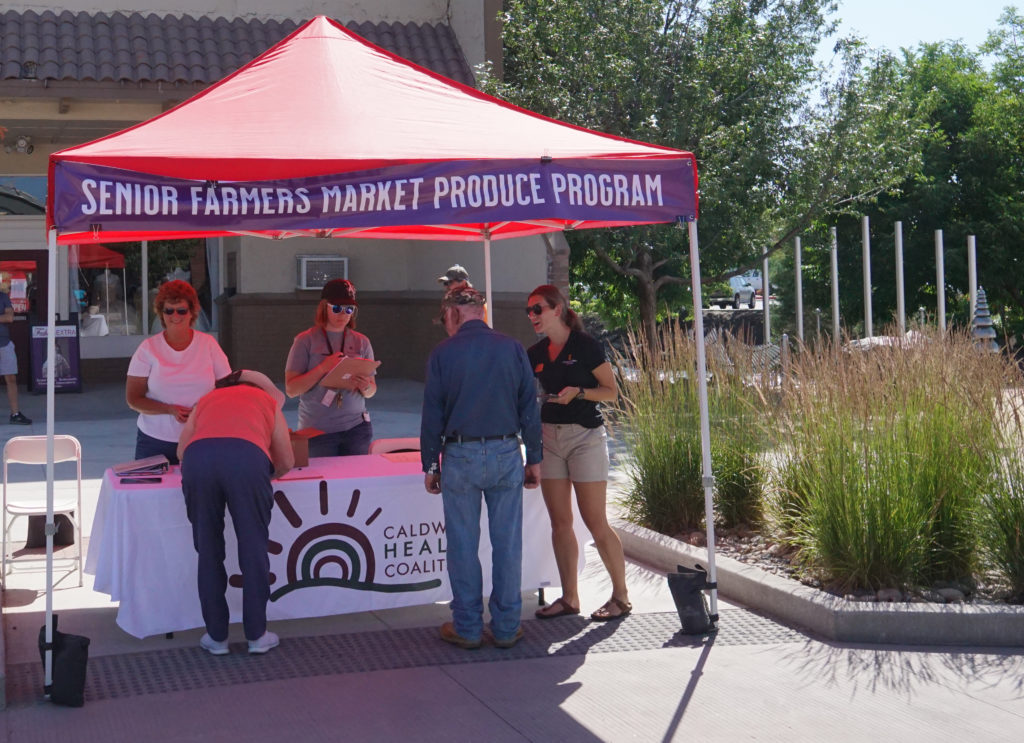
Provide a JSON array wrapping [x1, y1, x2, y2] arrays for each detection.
[[540, 423, 609, 482]]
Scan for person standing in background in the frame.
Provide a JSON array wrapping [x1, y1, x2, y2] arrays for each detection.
[[421, 286, 542, 650], [126, 280, 231, 463], [0, 280, 30, 424], [436, 264, 472, 292]]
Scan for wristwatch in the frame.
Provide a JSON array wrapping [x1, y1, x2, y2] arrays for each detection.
[[575, 387, 586, 400]]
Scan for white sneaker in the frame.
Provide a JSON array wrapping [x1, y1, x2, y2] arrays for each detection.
[[200, 633, 230, 656], [247, 630, 280, 655]]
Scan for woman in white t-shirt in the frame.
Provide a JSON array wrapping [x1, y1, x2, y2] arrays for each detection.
[[126, 280, 231, 464]]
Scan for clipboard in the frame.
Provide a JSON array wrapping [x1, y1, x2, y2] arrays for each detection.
[[321, 356, 381, 390]]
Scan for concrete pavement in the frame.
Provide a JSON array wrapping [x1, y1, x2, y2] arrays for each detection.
[[2, 381, 1023, 741]]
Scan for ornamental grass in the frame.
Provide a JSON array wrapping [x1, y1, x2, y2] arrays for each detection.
[[611, 321, 767, 536]]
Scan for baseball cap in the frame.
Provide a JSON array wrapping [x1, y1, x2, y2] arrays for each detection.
[[441, 285, 486, 308], [436, 264, 470, 285], [321, 279, 357, 305]]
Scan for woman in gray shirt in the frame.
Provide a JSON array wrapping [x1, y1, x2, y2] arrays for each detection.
[[285, 279, 377, 457]]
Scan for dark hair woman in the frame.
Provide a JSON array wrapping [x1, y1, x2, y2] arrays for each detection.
[[526, 284, 631, 621]]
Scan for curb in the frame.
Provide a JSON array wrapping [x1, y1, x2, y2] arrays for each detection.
[[613, 518, 1024, 648]]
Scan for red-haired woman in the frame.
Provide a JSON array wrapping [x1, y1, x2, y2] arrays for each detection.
[[126, 280, 231, 464], [285, 279, 377, 457], [526, 284, 631, 621]]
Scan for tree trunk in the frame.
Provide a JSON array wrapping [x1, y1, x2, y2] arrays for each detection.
[[635, 249, 658, 354]]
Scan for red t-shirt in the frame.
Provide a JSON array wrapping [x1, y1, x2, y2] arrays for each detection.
[[188, 385, 277, 458]]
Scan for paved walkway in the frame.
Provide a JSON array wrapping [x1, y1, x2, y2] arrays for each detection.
[[2, 382, 1023, 741]]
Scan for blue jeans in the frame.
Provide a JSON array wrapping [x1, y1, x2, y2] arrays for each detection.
[[181, 438, 274, 642], [308, 420, 373, 457], [439, 438, 524, 642], [135, 427, 180, 465]]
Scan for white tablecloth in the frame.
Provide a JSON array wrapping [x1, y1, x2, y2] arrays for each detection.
[[85, 454, 585, 638]]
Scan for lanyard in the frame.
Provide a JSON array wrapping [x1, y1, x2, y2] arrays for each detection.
[[322, 327, 349, 356]]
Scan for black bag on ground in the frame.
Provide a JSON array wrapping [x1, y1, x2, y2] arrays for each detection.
[[667, 563, 715, 634], [37, 614, 90, 707]]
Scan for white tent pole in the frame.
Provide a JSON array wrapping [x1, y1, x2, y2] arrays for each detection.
[[45, 228, 58, 694], [935, 229, 946, 333], [967, 235, 977, 320], [830, 227, 840, 339], [794, 236, 803, 343], [141, 241, 149, 335], [895, 221, 905, 336], [686, 220, 718, 624], [104, 267, 110, 319], [862, 216, 872, 338], [122, 265, 128, 336], [483, 229, 493, 328]]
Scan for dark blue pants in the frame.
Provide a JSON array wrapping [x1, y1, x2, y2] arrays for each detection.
[[181, 438, 274, 642], [135, 428, 180, 465], [308, 419, 373, 458]]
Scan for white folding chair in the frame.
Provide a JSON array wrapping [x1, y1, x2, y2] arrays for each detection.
[[368, 437, 421, 454], [2, 435, 83, 586]]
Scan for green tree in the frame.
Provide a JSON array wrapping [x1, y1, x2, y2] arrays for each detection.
[[486, 0, 924, 341], [786, 24, 1024, 344]]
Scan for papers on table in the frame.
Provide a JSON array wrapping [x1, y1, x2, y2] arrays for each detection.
[[112, 455, 170, 476]]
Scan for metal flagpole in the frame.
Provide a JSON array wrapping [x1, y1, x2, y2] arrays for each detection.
[[794, 236, 803, 343], [935, 230, 946, 333], [895, 221, 905, 336], [686, 219, 718, 626], [967, 235, 977, 321], [762, 246, 771, 344], [831, 227, 840, 339], [862, 216, 872, 338]]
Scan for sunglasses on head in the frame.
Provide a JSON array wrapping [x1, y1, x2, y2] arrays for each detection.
[[525, 303, 546, 317], [330, 304, 356, 314], [163, 307, 190, 316]]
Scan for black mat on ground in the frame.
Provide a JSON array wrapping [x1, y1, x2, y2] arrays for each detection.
[[4, 610, 807, 707]]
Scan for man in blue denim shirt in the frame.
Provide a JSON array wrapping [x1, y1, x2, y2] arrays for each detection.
[[421, 287, 542, 650]]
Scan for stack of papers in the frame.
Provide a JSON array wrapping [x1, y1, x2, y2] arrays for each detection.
[[112, 455, 170, 476]]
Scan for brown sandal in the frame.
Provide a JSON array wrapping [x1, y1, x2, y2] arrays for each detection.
[[535, 597, 580, 619], [590, 597, 632, 621]]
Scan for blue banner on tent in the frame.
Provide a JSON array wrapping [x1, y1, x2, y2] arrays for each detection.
[[52, 157, 697, 234]]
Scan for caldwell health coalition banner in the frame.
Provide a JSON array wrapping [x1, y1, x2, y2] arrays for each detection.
[[30, 321, 82, 393]]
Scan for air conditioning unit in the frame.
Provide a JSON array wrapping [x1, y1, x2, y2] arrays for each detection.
[[296, 255, 348, 290]]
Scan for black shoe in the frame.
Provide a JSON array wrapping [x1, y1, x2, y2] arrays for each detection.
[[9, 412, 32, 425]]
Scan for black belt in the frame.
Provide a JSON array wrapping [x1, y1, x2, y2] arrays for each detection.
[[442, 433, 518, 445]]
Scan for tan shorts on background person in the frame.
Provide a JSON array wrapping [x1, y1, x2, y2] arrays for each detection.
[[540, 423, 609, 482]]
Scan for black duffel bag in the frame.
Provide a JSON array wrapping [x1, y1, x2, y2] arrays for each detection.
[[38, 614, 90, 707], [666, 563, 716, 635]]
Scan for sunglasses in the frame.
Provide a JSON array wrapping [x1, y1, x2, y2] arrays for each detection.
[[525, 303, 546, 317], [330, 304, 356, 314], [163, 307, 190, 316]]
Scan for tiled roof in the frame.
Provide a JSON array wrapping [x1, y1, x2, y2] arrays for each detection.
[[0, 9, 474, 87]]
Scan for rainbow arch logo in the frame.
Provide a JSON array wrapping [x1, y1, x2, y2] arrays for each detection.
[[227, 480, 443, 601]]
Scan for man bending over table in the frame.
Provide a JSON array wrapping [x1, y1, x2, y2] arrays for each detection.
[[178, 370, 293, 656]]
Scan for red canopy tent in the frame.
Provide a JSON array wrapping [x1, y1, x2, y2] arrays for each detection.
[[74, 243, 124, 269], [39, 16, 718, 689]]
